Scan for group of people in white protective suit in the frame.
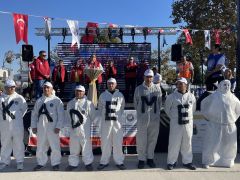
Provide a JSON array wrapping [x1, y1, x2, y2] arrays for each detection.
[[0, 69, 239, 171]]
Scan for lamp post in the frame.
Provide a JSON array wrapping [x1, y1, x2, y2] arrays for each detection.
[[236, 0, 240, 99]]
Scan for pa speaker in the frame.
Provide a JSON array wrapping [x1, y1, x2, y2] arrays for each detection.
[[171, 44, 182, 62], [22, 45, 33, 62]]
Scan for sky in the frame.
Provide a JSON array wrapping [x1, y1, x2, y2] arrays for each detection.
[[0, 0, 178, 73]]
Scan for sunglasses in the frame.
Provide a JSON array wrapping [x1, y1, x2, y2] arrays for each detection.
[[42, 54, 47, 57]]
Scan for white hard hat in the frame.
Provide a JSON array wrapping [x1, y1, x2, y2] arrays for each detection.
[[75, 85, 85, 91], [43, 81, 53, 88], [176, 77, 188, 84], [144, 69, 154, 77], [107, 78, 117, 84], [5, 79, 16, 87]]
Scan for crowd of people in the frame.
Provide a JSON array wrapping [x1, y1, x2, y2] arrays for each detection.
[[0, 44, 239, 172]]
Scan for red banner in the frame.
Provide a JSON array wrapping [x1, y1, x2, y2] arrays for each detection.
[[183, 29, 193, 45], [13, 13, 28, 44], [214, 29, 221, 45]]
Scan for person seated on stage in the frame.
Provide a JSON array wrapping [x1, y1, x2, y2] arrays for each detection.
[[223, 68, 236, 93]]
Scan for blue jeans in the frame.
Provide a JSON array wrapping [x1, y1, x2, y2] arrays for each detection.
[[35, 80, 45, 99]]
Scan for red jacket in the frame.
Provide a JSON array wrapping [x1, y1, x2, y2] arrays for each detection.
[[34, 57, 50, 80], [125, 62, 137, 78], [106, 65, 117, 79], [70, 66, 84, 83], [29, 63, 35, 80], [52, 65, 66, 82], [86, 60, 103, 83]]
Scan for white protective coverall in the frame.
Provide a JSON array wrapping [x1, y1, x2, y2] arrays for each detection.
[[66, 95, 96, 166], [0, 92, 27, 165], [31, 95, 64, 166], [134, 83, 162, 161], [164, 90, 196, 165], [98, 89, 125, 165], [201, 80, 240, 167]]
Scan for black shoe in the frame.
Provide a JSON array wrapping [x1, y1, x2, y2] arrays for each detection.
[[52, 164, 60, 171], [33, 165, 44, 171], [167, 164, 174, 170], [65, 165, 77, 171], [116, 164, 126, 170], [138, 160, 145, 169], [97, 164, 108, 170], [147, 159, 156, 168], [183, 163, 196, 170], [85, 164, 93, 171]]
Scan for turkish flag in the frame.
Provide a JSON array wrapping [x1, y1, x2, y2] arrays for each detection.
[[183, 29, 193, 45], [13, 13, 28, 44]]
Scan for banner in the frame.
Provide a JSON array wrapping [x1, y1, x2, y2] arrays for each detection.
[[67, 20, 80, 48], [183, 29, 193, 45], [204, 30, 211, 49], [13, 13, 28, 44], [44, 17, 52, 39]]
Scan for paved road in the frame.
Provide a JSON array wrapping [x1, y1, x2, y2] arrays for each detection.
[[0, 153, 240, 180]]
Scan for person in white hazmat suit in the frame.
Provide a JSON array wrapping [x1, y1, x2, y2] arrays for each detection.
[[97, 78, 126, 170], [134, 69, 162, 169], [65, 85, 96, 171], [31, 81, 64, 171], [201, 80, 240, 168], [165, 77, 196, 170], [0, 79, 27, 170]]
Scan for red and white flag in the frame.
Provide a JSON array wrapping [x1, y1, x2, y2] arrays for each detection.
[[214, 29, 221, 45], [67, 20, 80, 48], [183, 29, 193, 45], [13, 13, 28, 44]]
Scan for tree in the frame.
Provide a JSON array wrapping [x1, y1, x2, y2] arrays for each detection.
[[171, 0, 237, 84], [151, 49, 177, 84]]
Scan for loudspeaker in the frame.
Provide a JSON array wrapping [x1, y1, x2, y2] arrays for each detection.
[[171, 44, 182, 62], [22, 45, 33, 62]]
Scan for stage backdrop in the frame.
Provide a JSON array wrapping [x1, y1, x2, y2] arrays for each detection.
[[56, 43, 151, 97]]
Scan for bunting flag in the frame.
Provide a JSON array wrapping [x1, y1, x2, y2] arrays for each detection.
[[204, 30, 211, 49], [13, 13, 28, 44], [109, 23, 118, 28], [183, 29, 193, 45], [44, 17, 52, 39], [67, 20, 80, 48], [163, 35, 168, 47], [214, 29, 221, 45]]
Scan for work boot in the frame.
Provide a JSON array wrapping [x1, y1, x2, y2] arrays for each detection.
[[147, 159, 156, 168], [138, 160, 145, 169], [65, 165, 77, 171], [97, 164, 108, 170], [116, 164, 126, 170], [52, 164, 60, 171], [0, 163, 8, 170], [33, 165, 44, 171], [183, 163, 196, 170], [85, 164, 93, 171], [17, 162, 24, 170]]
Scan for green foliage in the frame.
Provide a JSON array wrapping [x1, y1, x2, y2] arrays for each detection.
[[171, 0, 237, 84]]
